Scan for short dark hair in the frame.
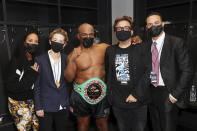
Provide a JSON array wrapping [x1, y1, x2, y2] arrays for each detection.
[[113, 15, 134, 32], [146, 12, 163, 21]]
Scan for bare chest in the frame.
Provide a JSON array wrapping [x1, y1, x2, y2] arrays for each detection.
[[75, 50, 105, 71]]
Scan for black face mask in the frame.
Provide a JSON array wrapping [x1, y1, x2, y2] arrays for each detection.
[[148, 24, 163, 37], [51, 41, 64, 53], [116, 30, 131, 41], [82, 37, 94, 48], [25, 43, 38, 55]]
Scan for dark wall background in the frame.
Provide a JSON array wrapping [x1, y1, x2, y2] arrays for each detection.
[[0, 26, 9, 115]]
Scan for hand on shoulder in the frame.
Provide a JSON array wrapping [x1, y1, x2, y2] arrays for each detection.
[[131, 35, 142, 45], [31, 62, 39, 72]]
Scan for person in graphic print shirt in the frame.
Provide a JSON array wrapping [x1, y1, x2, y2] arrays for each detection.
[[105, 16, 151, 131]]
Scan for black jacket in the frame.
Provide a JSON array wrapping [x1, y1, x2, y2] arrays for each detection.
[[6, 51, 38, 101], [147, 34, 194, 108]]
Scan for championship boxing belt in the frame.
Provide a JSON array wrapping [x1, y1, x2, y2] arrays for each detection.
[[73, 78, 106, 104]]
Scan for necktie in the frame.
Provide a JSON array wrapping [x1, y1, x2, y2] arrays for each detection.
[[152, 42, 159, 87]]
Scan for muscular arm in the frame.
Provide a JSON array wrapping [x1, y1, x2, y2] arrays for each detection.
[[64, 52, 77, 82]]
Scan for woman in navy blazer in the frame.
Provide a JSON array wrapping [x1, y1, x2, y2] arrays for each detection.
[[34, 28, 70, 131]]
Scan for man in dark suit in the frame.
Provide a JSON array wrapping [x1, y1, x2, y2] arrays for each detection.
[[34, 28, 70, 131], [146, 12, 194, 131]]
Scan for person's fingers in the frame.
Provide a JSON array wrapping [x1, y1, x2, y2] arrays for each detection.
[[126, 97, 129, 102], [126, 96, 132, 102], [41, 112, 44, 117], [132, 98, 137, 102], [38, 112, 44, 117], [33, 63, 39, 71], [36, 110, 44, 117]]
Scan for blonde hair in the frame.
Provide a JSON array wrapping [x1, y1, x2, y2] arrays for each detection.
[[49, 28, 68, 42]]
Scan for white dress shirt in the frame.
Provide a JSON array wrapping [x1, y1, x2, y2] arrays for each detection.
[[48, 50, 61, 85], [48, 50, 64, 110]]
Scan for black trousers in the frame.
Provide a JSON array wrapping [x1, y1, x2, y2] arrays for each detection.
[[38, 109, 69, 131], [149, 85, 178, 131], [113, 105, 147, 131]]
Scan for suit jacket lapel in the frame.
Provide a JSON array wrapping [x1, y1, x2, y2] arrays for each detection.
[[160, 34, 170, 66], [46, 53, 56, 87], [59, 53, 65, 87], [147, 40, 153, 63]]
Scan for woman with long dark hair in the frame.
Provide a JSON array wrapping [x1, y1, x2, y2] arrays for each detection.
[[6, 33, 40, 131]]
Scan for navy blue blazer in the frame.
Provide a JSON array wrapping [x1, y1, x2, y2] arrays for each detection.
[[34, 52, 69, 112]]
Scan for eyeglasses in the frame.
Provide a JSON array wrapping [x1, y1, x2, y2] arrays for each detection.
[[79, 33, 94, 38], [115, 26, 131, 31]]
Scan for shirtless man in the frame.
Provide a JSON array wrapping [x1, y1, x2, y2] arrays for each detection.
[[64, 23, 110, 131]]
